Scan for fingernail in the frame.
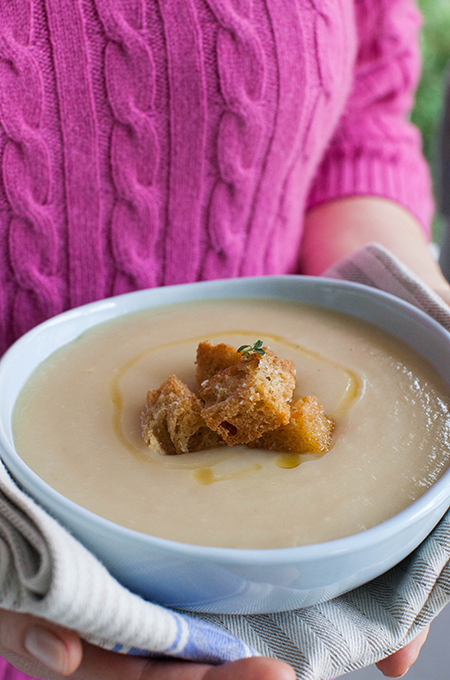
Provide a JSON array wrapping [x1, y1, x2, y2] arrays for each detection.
[[24, 626, 67, 674]]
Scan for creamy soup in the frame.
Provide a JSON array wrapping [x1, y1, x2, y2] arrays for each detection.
[[12, 298, 450, 549]]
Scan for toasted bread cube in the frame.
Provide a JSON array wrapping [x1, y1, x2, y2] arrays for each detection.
[[196, 341, 242, 389], [199, 348, 296, 445], [248, 395, 334, 454], [141, 375, 224, 455]]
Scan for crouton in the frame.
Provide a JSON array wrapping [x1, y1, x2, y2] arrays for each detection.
[[248, 395, 334, 454], [196, 341, 242, 388], [141, 375, 224, 455], [199, 348, 296, 445]]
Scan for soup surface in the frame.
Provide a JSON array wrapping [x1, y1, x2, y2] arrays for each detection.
[[12, 298, 450, 548]]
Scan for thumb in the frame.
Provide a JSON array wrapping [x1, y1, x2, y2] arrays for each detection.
[[375, 625, 430, 678], [0, 609, 83, 677]]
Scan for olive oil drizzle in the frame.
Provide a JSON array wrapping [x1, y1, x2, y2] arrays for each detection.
[[110, 329, 362, 482], [275, 453, 302, 469], [193, 464, 263, 485]]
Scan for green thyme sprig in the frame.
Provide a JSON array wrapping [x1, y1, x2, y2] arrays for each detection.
[[237, 339, 266, 357]]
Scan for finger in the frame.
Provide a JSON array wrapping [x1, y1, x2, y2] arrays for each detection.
[[375, 625, 430, 677], [0, 609, 295, 680], [74, 642, 295, 680], [73, 642, 211, 680], [0, 609, 83, 678], [204, 657, 297, 680]]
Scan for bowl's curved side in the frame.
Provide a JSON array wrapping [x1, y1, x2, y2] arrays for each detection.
[[1, 276, 450, 613], [12, 476, 446, 614]]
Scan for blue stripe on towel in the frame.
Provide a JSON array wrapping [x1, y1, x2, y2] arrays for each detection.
[[174, 615, 256, 663]]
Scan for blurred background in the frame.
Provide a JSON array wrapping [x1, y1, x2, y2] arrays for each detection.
[[414, 0, 450, 243]]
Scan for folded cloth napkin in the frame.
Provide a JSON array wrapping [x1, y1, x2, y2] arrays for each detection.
[[1, 242, 450, 679]]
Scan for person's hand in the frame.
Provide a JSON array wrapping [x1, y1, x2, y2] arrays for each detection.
[[375, 625, 430, 677], [0, 610, 296, 680]]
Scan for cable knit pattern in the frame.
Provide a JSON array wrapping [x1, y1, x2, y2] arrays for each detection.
[[46, 0, 105, 308], [95, 0, 160, 295], [161, 0, 207, 285], [0, 0, 61, 338], [0, 0, 434, 354], [240, 0, 315, 276], [201, 0, 265, 280]]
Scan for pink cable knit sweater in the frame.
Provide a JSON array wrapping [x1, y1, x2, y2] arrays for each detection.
[[0, 0, 434, 357]]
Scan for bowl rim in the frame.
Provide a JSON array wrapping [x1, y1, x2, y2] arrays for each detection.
[[1, 274, 450, 565]]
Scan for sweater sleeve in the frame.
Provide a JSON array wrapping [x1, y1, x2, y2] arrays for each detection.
[[306, 0, 434, 234]]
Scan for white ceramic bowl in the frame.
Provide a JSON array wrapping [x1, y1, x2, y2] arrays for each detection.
[[1, 276, 450, 615]]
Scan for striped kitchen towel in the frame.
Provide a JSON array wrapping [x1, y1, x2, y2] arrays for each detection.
[[0, 242, 450, 679]]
